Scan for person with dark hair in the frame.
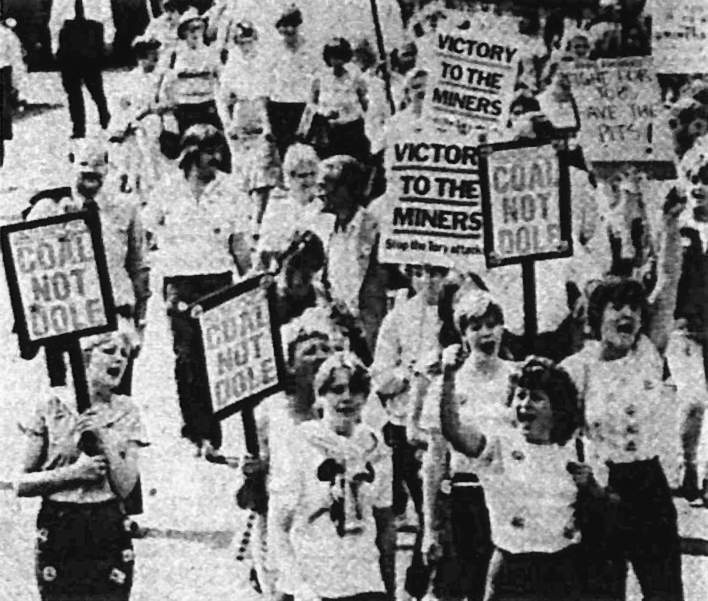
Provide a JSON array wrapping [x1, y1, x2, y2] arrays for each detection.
[[49, 0, 114, 139], [302, 37, 369, 161], [159, 9, 222, 136], [440, 354, 585, 601], [265, 5, 315, 160], [561, 188, 687, 600], [146, 123, 251, 452], [17, 330, 147, 601], [417, 287, 516, 601], [270, 351, 395, 601]]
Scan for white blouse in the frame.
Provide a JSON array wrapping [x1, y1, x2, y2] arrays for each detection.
[[561, 336, 682, 487]]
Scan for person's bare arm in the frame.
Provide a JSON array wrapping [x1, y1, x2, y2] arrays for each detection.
[[16, 433, 107, 497], [439, 349, 486, 457], [648, 187, 686, 355]]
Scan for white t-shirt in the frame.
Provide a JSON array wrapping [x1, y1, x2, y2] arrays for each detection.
[[478, 425, 580, 554], [270, 419, 392, 598]]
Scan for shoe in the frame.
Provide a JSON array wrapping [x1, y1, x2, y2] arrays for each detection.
[[100, 112, 111, 130], [70, 132, 85, 140]]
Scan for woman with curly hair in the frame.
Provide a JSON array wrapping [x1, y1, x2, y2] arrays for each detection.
[[440, 355, 585, 601], [561, 188, 687, 600]]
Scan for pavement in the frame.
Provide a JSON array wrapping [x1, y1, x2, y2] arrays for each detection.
[[0, 71, 707, 601]]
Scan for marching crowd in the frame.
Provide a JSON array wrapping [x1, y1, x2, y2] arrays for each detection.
[[5, 0, 708, 600]]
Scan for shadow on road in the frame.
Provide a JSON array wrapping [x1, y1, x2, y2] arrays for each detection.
[[142, 527, 234, 550]]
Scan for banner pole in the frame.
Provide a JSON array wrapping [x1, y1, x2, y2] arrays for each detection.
[[68, 340, 91, 413], [522, 259, 537, 352], [369, 0, 396, 115]]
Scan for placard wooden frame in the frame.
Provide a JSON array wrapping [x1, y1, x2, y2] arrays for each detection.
[[478, 138, 573, 268], [191, 275, 287, 421], [1, 210, 117, 355]]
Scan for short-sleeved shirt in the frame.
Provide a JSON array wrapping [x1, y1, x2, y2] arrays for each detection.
[[561, 336, 681, 485], [150, 172, 249, 277], [269, 419, 391, 598], [477, 425, 580, 554], [20, 387, 148, 503]]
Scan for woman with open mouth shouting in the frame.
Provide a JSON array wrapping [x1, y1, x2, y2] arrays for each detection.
[[16, 330, 147, 601], [440, 356, 584, 601], [418, 287, 517, 601], [561, 187, 687, 600]]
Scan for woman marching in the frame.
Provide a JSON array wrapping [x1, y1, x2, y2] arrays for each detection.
[[303, 37, 370, 162], [269, 351, 394, 601], [440, 355, 586, 601], [16, 330, 147, 601], [561, 187, 687, 601], [419, 287, 517, 601]]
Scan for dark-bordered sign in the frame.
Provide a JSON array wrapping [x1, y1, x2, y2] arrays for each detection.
[[1, 211, 117, 354], [479, 139, 572, 268], [193, 275, 286, 421]]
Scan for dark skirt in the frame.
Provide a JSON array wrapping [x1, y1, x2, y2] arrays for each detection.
[[35, 499, 135, 601], [266, 100, 306, 160], [321, 118, 370, 164], [174, 100, 222, 137], [434, 474, 493, 601], [484, 545, 581, 601]]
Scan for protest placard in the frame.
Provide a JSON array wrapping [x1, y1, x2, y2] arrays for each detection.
[[194, 276, 286, 420], [1, 211, 116, 354], [419, 15, 522, 132], [651, 0, 708, 74], [479, 139, 572, 268], [378, 129, 485, 269], [562, 57, 673, 162]]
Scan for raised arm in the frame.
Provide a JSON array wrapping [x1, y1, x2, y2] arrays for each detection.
[[439, 347, 486, 457], [648, 187, 686, 355]]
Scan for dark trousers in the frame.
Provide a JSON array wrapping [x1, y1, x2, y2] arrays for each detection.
[[484, 545, 581, 601], [582, 458, 684, 601], [434, 476, 493, 601], [267, 100, 306, 160], [383, 423, 423, 518], [59, 63, 110, 138], [164, 272, 232, 448]]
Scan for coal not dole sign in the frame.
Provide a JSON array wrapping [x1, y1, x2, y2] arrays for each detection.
[[479, 140, 572, 267], [194, 276, 286, 420], [1, 211, 116, 352], [379, 129, 485, 269]]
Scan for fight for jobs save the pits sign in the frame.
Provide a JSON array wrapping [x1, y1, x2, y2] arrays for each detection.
[[1, 211, 116, 353], [479, 140, 572, 268], [195, 276, 286, 420], [379, 130, 485, 270]]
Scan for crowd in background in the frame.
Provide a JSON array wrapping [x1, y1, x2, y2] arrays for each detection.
[[4, 1, 708, 601]]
